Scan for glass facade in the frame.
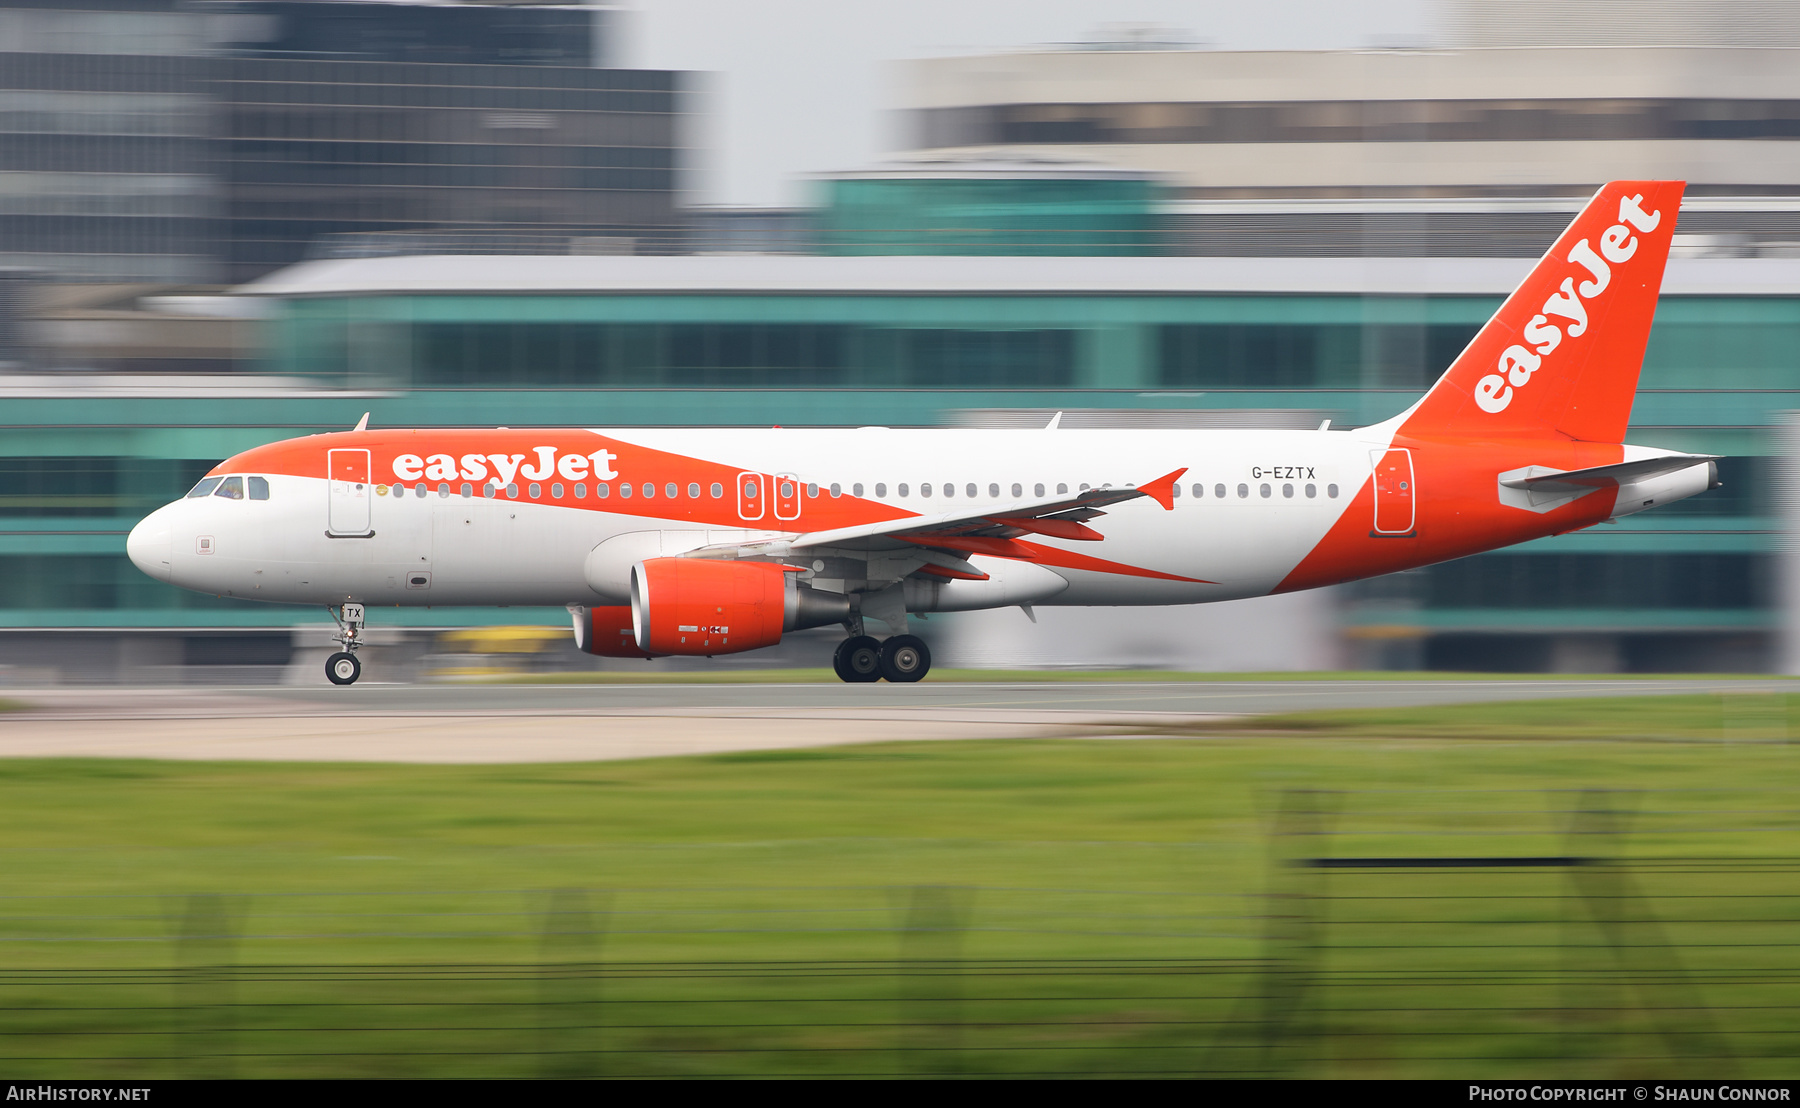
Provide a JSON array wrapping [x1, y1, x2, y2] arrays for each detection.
[[0, 50, 212, 281], [216, 58, 685, 280], [0, 2, 683, 283], [818, 177, 1162, 256], [915, 98, 1800, 149]]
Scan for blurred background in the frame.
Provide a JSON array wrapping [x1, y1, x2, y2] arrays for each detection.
[[3, 0, 1800, 683]]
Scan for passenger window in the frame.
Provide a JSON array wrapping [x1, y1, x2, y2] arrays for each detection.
[[854, 483, 865, 497], [643, 483, 656, 498], [710, 482, 723, 498], [186, 477, 223, 498], [1328, 483, 1340, 498], [1215, 484, 1226, 498], [807, 483, 818, 498], [1283, 483, 1294, 498], [214, 476, 244, 500], [1056, 483, 1067, 495], [619, 483, 632, 498], [597, 483, 610, 498], [552, 482, 564, 498], [528, 483, 541, 498], [1260, 483, 1272, 498], [874, 483, 886, 497], [482, 482, 496, 498], [1012, 483, 1022, 497], [574, 482, 587, 498], [1079, 483, 1090, 491], [1192, 483, 1203, 498], [248, 476, 269, 501], [830, 483, 842, 497], [414, 482, 426, 497], [969, 484, 979, 498], [1034, 483, 1043, 497], [1305, 483, 1317, 498], [437, 482, 450, 498], [921, 483, 932, 497], [689, 482, 701, 498], [665, 482, 678, 498], [1172, 483, 1181, 499], [462, 482, 474, 498], [1237, 484, 1249, 498], [897, 484, 909, 498]]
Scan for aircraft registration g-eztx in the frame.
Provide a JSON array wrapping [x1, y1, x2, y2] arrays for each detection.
[[127, 180, 1718, 686]]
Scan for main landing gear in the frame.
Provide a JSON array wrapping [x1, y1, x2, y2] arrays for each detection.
[[833, 633, 931, 683], [326, 602, 365, 686]]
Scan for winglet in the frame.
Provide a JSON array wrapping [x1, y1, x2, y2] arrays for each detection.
[[353, 412, 370, 432], [1138, 467, 1187, 510], [1044, 411, 1062, 430]]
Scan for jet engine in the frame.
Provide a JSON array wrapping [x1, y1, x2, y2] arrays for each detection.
[[629, 557, 850, 656], [569, 604, 652, 658]]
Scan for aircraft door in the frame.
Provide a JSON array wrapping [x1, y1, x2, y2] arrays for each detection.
[[1370, 448, 1416, 535], [736, 472, 765, 521], [328, 448, 373, 536], [774, 474, 801, 521]]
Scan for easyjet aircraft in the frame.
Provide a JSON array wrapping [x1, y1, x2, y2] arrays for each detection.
[[128, 180, 1716, 685]]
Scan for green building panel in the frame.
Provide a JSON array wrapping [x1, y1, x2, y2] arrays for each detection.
[[3, 286, 1793, 632], [817, 176, 1165, 257]]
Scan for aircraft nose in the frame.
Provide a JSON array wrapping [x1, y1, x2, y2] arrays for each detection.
[[127, 507, 173, 582]]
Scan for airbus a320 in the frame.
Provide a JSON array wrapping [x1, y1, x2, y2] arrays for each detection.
[[126, 180, 1716, 685]]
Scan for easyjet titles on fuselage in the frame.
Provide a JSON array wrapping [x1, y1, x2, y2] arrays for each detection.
[[391, 446, 620, 487]]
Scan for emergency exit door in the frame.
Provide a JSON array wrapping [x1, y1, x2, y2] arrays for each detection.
[[1371, 448, 1415, 535], [774, 474, 801, 521], [736, 472, 765, 521], [328, 448, 373, 536]]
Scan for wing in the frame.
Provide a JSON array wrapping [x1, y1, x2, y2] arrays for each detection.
[[685, 467, 1188, 565]]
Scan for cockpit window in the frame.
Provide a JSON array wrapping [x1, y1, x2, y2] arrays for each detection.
[[214, 476, 244, 499], [248, 476, 269, 501], [186, 477, 223, 499]]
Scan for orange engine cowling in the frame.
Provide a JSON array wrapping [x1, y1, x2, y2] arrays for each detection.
[[569, 605, 653, 658], [630, 558, 789, 656]]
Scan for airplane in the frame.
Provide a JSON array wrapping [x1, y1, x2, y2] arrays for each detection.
[[126, 180, 1717, 686]]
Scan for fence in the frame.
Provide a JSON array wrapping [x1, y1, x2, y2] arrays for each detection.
[[0, 789, 1792, 1078]]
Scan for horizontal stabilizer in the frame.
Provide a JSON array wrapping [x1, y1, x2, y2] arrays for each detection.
[[1500, 453, 1720, 493]]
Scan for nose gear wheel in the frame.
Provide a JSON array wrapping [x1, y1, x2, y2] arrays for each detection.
[[326, 651, 361, 685]]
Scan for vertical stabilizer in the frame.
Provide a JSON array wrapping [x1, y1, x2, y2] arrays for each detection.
[[1397, 180, 1684, 443]]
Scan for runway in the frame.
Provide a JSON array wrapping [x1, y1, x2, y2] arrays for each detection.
[[0, 676, 1792, 763]]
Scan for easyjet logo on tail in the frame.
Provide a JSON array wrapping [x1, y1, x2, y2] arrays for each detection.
[[1473, 194, 1664, 415]]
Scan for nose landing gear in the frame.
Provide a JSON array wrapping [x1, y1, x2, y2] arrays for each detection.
[[326, 602, 366, 686], [832, 631, 931, 683]]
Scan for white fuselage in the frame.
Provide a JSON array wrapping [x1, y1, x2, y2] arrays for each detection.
[[128, 427, 1385, 610]]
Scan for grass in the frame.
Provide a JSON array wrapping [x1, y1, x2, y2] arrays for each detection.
[[464, 667, 1779, 685], [0, 694, 1794, 1077], [1192, 690, 1800, 741]]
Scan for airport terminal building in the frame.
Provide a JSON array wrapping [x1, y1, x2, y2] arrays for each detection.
[[2, 240, 1792, 677], [4, 1, 1800, 679]]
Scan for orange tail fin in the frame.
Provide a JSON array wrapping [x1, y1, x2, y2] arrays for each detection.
[[1397, 180, 1684, 444]]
